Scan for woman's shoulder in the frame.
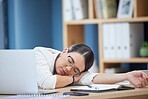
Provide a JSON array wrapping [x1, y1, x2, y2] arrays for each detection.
[[33, 47, 61, 54], [33, 46, 48, 50]]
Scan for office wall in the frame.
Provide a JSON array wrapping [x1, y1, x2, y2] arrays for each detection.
[[6, 0, 103, 67], [84, 24, 99, 65], [7, 0, 63, 50], [0, 0, 5, 49], [50, 0, 63, 50], [6, 0, 99, 54]]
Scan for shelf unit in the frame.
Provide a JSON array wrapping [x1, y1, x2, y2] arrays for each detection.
[[62, 0, 148, 73]]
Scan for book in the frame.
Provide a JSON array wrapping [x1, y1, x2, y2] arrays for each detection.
[[71, 84, 134, 93], [101, 0, 117, 19], [94, 0, 102, 19]]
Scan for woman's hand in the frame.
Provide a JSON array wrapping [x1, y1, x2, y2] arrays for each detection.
[[126, 71, 148, 88]]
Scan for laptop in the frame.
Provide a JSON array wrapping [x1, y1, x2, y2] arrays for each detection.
[[0, 50, 57, 94]]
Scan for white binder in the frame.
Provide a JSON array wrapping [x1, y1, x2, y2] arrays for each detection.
[[121, 23, 130, 58], [121, 23, 144, 58], [103, 23, 110, 59], [114, 23, 123, 59], [72, 0, 88, 20], [63, 0, 73, 21], [109, 23, 116, 59]]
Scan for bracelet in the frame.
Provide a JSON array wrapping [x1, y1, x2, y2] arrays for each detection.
[[72, 76, 75, 84], [70, 76, 75, 85]]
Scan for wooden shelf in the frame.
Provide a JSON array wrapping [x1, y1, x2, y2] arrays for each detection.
[[65, 17, 148, 25], [65, 19, 99, 25], [62, 0, 148, 73], [100, 17, 148, 23], [103, 58, 148, 63]]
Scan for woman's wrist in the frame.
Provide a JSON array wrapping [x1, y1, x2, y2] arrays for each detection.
[[124, 72, 129, 81]]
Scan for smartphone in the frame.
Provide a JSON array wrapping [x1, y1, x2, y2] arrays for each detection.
[[63, 92, 89, 96]]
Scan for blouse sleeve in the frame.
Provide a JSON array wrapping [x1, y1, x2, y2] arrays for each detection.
[[34, 47, 57, 89], [78, 72, 99, 85]]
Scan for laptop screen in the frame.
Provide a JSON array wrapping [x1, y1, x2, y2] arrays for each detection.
[[0, 50, 38, 94]]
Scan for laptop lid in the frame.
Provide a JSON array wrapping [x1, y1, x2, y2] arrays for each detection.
[[0, 50, 38, 94]]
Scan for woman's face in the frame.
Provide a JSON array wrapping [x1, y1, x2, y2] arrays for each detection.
[[56, 50, 85, 76]]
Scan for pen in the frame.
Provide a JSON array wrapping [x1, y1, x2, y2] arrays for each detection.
[[87, 85, 99, 90]]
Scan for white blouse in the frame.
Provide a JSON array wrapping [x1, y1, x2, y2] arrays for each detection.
[[34, 47, 98, 89]]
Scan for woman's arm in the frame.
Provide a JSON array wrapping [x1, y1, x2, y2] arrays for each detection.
[[92, 71, 148, 88], [56, 75, 73, 88], [56, 72, 85, 88], [92, 73, 127, 84]]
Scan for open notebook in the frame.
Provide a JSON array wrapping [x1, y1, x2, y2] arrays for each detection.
[[71, 84, 135, 93]]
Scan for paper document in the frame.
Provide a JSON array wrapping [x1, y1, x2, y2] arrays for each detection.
[[71, 84, 135, 93]]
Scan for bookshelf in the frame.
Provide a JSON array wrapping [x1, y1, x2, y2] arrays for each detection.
[[62, 0, 148, 73]]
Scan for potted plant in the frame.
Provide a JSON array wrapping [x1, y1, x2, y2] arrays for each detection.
[[140, 41, 148, 57]]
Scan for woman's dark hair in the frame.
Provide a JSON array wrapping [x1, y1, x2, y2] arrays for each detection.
[[68, 44, 94, 72]]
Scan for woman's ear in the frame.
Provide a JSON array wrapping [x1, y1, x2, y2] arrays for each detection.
[[62, 48, 69, 53]]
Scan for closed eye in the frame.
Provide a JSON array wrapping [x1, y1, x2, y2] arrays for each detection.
[[68, 55, 74, 65]]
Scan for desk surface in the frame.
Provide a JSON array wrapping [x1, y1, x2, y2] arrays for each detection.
[[56, 86, 148, 99], [0, 86, 148, 99]]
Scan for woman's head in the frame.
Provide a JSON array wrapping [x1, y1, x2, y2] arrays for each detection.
[[56, 44, 94, 76], [68, 44, 94, 72]]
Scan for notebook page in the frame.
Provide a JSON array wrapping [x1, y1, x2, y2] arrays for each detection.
[[89, 84, 120, 90], [71, 84, 123, 91]]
